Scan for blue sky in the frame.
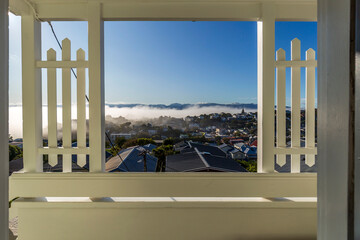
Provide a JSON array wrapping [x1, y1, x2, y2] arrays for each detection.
[[9, 14, 317, 105]]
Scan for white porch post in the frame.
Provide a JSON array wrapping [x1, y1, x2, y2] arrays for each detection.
[[88, 2, 105, 172], [21, 14, 43, 172], [318, 0, 355, 239], [257, 3, 275, 173], [0, 0, 8, 238]]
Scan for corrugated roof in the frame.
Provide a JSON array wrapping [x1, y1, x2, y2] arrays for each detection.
[[106, 146, 158, 172], [166, 143, 247, 172]]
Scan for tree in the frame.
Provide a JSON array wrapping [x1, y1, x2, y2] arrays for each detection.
[[9, 145, 22, 161], [163, 138, 174, 146], [153, 145, 177, 172], [238, 160, 257, 172], [122, 138, 155, 149], [114, 137, 126, 148]]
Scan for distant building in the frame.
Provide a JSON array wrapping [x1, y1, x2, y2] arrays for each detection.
[[188, 123, 200, 129], [237, 144, 257, 160], [229, 138, 244, 145], [147, 129, 157, 135], [179, 134, 188, 139], [111, 133, 132, 141]]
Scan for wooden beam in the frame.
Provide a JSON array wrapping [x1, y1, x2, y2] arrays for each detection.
[[0, 0, 8, 238], [88, 2, 105, 172], [317, 0, 354, 239], [9, 0, 30, 16], [257, 3, 275, 173], [22, 15, 43, 173], [32, 2, 317, 21], [9, 173, 317, 199], [353, 0, 360, 237]]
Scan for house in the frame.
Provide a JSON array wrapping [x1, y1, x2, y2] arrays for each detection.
[[174, 141, 190, 152], [166, 148, 247, 172], [147, 129, 157, 135], [229, 148, 246, 160], [187, 142, 227, 158], [142, 143, 157, 151], [237, 144, 257, 160], [105, 146, 158, 172], [229, 138, 244, 145], [111, 133, 132, 140], [250, 139, 257, 147], [218, 143, 234, 154], [218, 143, 246, 160], [188, 123, 200, 129]]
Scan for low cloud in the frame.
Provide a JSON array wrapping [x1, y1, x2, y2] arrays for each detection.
[[9, 104, 255, 138], [105, 105, 254, 120]]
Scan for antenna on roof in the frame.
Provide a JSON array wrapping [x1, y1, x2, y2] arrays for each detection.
[[138, 147, 150, 172]]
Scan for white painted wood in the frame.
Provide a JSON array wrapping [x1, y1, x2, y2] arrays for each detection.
[[290, 38, 301, 173], [61, 38, 72, 172], [76, 49, 87, 167], [14, 198, 316, 240], [14, 1, 317, 22], [21, 15, 43, 172], [273, 147, 317, 155], [36, 60, 88, 68], [47, 48, 58, 167], [257, 3, 275, 173], [0, 1, 8, 238], [275, 60, 317, 67], [318, 0, 353, 238], [88, 2, 105, 172], [305, 49, 316, 167], [9, 173, 317, 198], [9, 0, 30, 16], [38, 147, 90, 155], [276, 48, 286, 167]]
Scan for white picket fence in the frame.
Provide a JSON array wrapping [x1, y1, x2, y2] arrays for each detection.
[[37, 38, 89, 172], [33, 37, 316, 173], [274, 38, 317, 173]]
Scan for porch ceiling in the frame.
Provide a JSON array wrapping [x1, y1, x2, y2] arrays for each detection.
[[10, 0, 317, 21]]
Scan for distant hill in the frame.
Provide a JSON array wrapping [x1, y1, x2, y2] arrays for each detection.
[[106, 103, 258, 110]]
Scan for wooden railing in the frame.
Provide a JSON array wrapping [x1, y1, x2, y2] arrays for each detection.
[[274, 38, 317, 173], [37, 39, 89, 172]]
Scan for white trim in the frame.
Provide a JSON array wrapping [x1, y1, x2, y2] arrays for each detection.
[[9, 173, 317, 199], [38, 147, 90, 155], [36, 60, 88, 68], [275, 60, 317, 67], [274, 147, 317, 155], [10, 1, 317, 21]]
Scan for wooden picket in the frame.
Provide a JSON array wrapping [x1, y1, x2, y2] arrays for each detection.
[[305, 49, 316, 167], [274, 38, 317, 173], [76, 49, 87, 167], [47, 48, 58, 167], [276, 48, 286, 167], [62, 38, 72, 172], [290, 38, 301, 173]]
